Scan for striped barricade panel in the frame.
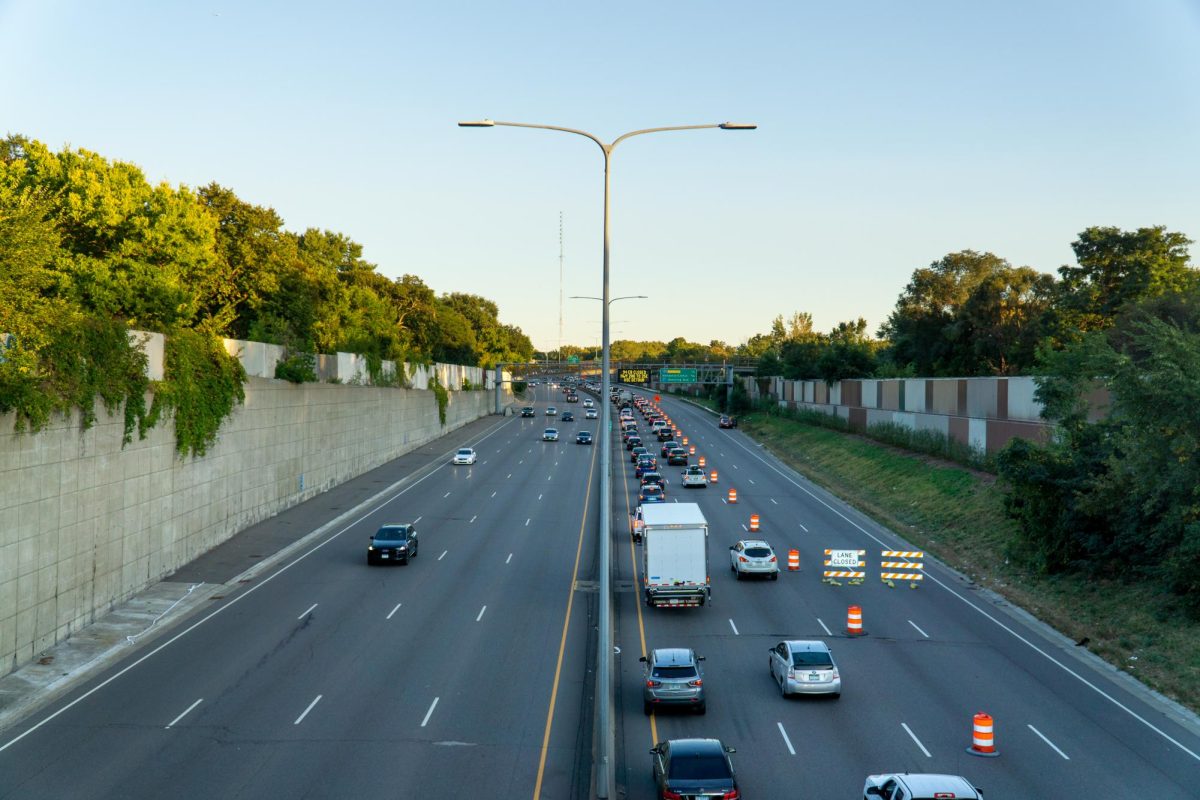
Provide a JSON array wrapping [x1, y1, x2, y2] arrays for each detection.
[[880, 550, 924, 586], [823, 549, 866, 584]]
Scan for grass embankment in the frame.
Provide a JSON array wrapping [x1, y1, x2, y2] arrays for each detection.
[[738, 411, 1200, 713]]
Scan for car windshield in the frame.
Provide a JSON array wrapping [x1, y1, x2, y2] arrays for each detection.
[[642, 487, 661, 496], [457, 449, 472, 456], [375, 527, 408, 541], [668, 754, 731, 781], [670, 449, 685, 456], [744, 547, 772, 557], [791, 650, 834, 668]]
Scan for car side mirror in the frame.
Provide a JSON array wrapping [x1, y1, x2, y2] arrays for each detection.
[[698, 656, 706, 661], [724, 746, 736, 754], [729, 545, 736, 550], [649, 747, 659, 755], [865, 789, 881, 797], [638, 656, 647, 662]]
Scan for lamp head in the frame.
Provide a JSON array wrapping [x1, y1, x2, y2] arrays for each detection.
[[458, 120, 495, 127], [719, 122, 757, 130]]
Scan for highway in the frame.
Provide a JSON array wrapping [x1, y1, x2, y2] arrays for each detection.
[[4, 381, 1200, 799], [0, 385, 599, 800], [611, 389, 1200, 798]]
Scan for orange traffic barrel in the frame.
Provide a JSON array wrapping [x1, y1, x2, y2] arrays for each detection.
[[967, 713, 999, 757], [846, 605, 865, 636], [709, 470, 718, 483], [698, 456, 706, 467], [728, 488, 737, 503], [749, 513, 760, 532], [682, 436, 689, 445], [787, 549, 800, 571], [689, 445, 696, 455]]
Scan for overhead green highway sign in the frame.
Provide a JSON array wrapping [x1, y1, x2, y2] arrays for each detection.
[[659, 368, 698, 384]]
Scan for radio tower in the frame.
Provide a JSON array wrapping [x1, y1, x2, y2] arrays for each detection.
[[558, 211, 564, 363]]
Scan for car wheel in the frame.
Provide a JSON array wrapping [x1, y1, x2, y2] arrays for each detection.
[[643, 701, 652, 716], [401, 557, 409, 565], [367, 556, 374, 565], [770, 571, 779, 581], [831, 692, 841, 699], [695, 702, 706, 715], [781, 676, 788, 698]]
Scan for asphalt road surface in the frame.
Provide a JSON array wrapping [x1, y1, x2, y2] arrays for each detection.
[[611, 389, 1200, 798], [0, 385, 599, 800]]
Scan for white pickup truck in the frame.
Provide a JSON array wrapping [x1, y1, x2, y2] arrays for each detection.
[[864, 773, 982, 799], [641, 503, 710, 608]]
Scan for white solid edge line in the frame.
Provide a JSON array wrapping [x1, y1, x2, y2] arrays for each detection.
[[901, 722, 932, 757], [0, 416, 516, 754], [817, 618, 833, 637], [438, 550, 447, 561], [421, 696, 440, 727], [908, 620, 930, 639], [165, 698, 203, 729], [476, 605, 487, 622], [1028, 723, 1071, 760], [719, 427, 1200, 763], [297, 603, 318, 620], [294, 694, 322, 725], [776, 722, 796, 755], [387, 603, 402, 620], [728, 618, 739, 635]]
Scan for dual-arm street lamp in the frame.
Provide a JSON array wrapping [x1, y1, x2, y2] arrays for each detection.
[[460, 118, 754, 799]]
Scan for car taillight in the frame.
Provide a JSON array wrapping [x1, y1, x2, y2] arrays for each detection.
[[738, 556, 748, 562], [722, 790, 739, 799], [769, 555, 777, 562], [646, 680, 661, 687], [662, 791, 683, 800], [688, 679, 702, 686]]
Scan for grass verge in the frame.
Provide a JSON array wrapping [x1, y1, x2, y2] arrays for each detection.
[[739, 411, 1200, 713]]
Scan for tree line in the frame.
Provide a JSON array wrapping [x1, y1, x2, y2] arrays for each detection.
[[0, 136, 533, 452]]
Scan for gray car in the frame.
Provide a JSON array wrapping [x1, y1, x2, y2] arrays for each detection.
[[769, 640, 841, 698], [640, 648, 706, 715]]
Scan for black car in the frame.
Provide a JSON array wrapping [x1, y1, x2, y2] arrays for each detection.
[[651, 739, 738, 800], [660, 441, 679, 457], [367, 524, 419, 565], [640, 471, 665, 489], [561, 411, 575, 422], [576, 431, 593, 445], [521, 406, 535, 418], [666, 447, 689, 466], [656, 428, 674, 442], [719, 415, 737, 429], [626, 435, 643, 451]]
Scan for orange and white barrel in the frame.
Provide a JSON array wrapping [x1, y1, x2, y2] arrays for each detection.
[[787, 549, 800, 571], [699, 456, 706, 467], [749, 513, 760, 532], [728, 488, 737, 503], [846, 605, 865, 636], [709, 470, 718, 483], [967, 712, 999, 757]]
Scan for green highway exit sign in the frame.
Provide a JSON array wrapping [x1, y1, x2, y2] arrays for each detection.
[[659, 368, 698, 383], [567, 355, 580, 364]]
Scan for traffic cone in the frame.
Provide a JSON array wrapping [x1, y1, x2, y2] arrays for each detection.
[[787, 549, 800, 571], [846, 605, 866, 636], [967, 713, 999, 757], [749, 513, 760, 532]]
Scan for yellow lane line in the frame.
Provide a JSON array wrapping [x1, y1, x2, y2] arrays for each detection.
[[532, 439, 598, 800], [621, 442, 658, 745]]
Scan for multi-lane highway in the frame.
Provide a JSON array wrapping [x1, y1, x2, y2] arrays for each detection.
[[611, 389, 1200, 798], [4, 380, 1200, 799], [0, 385, 599, 799]]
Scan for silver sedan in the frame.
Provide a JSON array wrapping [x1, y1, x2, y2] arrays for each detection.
[[769, 640, 841, 698]]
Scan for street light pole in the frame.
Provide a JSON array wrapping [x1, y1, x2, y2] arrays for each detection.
[[460, 118, 755, 799]]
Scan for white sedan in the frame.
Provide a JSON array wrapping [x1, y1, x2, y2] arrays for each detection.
[[452, 447, 477, 465]]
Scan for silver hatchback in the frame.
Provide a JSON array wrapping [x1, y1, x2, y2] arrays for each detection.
[[769, 640, 841, 698], [640, 648, 706, 715]]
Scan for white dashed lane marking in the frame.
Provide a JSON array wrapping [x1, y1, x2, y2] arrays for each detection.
[[817, 618, 832, 637], [1028, 724, 1070, 760], [294, 695, 322, 726], [908, 620, 929, 638], [728, 619, 739, 635], [165, 698, 203, 729], [297, 603, 318, 620], [506, 553, 513, 564], [901, 723, 932, 757], [469, 515, 477, 524], [438, 550, 447, 561], [387, 603, 402, 620], [421, 697, 440, 728], [476, 605, 487, 622], [777, 722, 796, 755]]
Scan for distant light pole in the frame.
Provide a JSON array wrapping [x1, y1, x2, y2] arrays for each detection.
[[460, 118, 755, 799]]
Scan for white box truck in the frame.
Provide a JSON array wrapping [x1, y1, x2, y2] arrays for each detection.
[[641, 503, 710, 608]]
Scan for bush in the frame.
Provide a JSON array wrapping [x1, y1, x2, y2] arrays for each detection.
[[147, 328, 246, 457], [512, 380, 528, 396], [275, 352, 317, 383], [430, 376, 448, 425]]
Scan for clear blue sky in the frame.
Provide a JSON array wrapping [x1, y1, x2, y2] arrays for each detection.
[[3, 1, 1199, 352]]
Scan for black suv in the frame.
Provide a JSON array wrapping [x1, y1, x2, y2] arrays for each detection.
[[650, 739, 738, 799], [367, 524, 419, 565], [666, 447, 689, 466]]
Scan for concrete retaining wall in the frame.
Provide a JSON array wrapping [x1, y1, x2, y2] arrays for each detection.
[[0, 378, 501, 676]]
